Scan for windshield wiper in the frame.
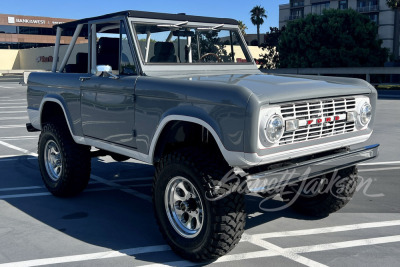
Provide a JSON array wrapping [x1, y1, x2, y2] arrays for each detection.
[[157, 21, 188, 29], [197, 24, 224, 31]]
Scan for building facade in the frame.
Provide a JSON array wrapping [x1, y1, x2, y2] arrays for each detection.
[[0, 14, 87, 49], [279, 0, 400, 60]]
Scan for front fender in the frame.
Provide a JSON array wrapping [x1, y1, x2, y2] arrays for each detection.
[[148, 114, 248, 167]]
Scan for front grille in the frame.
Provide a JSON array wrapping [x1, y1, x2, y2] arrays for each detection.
[[279, 97, 356, 145]]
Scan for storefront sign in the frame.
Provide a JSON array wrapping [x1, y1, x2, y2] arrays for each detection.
[[36, 56, 53, 63], [16, 18, 46, 24], [7, 16, 68, 26]]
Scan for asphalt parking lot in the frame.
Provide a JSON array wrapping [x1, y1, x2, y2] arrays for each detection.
[[0, 75, 399, 267]]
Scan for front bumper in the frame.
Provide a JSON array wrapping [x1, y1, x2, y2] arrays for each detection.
[[246, 144, 379, 192]]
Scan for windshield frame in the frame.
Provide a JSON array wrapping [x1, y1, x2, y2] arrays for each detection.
[[128, 17, 255, 68]]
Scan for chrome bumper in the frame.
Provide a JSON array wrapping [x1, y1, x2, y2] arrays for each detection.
[[246, 144, 379, 192]]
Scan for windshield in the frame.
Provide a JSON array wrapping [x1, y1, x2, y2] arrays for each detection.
[[132, 22, 252, 64]]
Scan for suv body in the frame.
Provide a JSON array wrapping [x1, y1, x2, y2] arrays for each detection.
[[26, 10, 379, 261]]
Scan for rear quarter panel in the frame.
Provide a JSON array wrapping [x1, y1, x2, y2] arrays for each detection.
[[27, 72, 87, 136]]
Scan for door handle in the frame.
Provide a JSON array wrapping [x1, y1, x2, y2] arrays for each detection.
[[79, 77, 91, 82]]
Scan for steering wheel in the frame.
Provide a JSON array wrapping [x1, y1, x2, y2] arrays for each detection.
[[200, 53, 221, 62]]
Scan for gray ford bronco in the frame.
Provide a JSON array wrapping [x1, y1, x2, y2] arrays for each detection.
[[26, 10, 379, 261]]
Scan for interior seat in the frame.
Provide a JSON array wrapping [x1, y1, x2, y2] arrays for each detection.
[[97, 37, 119, 70], [150, 42, 178, 63], [75, 52, 88, 73], [64, 52, 88, 73]]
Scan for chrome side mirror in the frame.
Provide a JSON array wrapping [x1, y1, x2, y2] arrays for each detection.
[[95, 65, 119, 79]]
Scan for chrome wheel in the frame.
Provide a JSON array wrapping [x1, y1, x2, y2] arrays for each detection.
[[44, 140, 63, 181], [165, 176, 204, 238]]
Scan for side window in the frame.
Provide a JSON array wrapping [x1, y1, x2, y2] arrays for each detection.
[[120, 22, 137, 75], [95, 21, 137, 75], [96, 24, 119, 73]]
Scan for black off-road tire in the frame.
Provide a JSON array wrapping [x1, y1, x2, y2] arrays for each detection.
[[153, 147, 246, 262], [38, 122, 91, 197], [283, 167, 358, 217]]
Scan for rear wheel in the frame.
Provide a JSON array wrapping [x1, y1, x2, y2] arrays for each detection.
[[38, 122, 91, 197], [153, 147, 246, 261], [282, 167, 358, 217]]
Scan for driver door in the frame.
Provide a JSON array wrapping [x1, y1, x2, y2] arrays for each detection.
[[81, 20, 139, 148]]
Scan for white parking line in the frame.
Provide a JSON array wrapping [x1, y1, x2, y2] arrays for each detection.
[[0, 125, 27, 129], [0, 138, 37, 142], [110, 176, 153, 183], [139, 234, 400, 267], [0, 106, 26, 109], [0, 179, 152, 199], [250, 220, 400, 239], [0, 155, 19, 159], [0, 116, 28, 120], [0, 213, 398, 267], [0, 103, 26, 105], [0, 111, 26, 114], [243, 234, 328, 267], [0, 137, 37, 141], [143, 251, 280, 267], [214, 251, 278, 263], [289, 235, 400, 254], [0, 156, 36, 161], [0, 245, 171, 267], [0, 187, 115, 199], [359, 167, 400, 172], [0, 186, 43, 192], [359, 161, 400, 166], [0, 135, 38, 140], [91, 174, 152, 202], [0, 177, 153, 193], [0, 192, 52, 199], [0, 140, 37, 156]]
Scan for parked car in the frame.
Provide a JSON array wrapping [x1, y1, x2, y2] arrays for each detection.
[[26, 10, 379, 261]]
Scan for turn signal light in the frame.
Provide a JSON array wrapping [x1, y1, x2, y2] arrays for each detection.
[[347, 111, 357, 122], [285, 119, 299, 132]]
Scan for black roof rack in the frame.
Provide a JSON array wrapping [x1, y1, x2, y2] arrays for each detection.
[[54, 10, 238, 30]]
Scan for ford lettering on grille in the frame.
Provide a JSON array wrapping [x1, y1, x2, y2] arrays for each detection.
[[279, 97, 356, 145]]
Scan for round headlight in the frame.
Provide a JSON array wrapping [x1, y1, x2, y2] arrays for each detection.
[[359, 102, 372, 126], [265, 114, 284, 143]]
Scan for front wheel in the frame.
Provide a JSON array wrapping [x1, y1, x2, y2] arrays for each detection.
[[38, 122, 91, 197], [282, 167, 358, 217], [153, 147, 246, 261]]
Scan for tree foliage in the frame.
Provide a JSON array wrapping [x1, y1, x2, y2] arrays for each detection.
[[259, 27, 282, 69], [238, 20, 248, 36], [191, 31, 228, 62], [250, 5, 267, 45], [386, 0, 400, 9], [278, 9, 388, 68]]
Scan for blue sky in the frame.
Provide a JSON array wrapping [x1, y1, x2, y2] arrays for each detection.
[[1, 0, 288, 34]]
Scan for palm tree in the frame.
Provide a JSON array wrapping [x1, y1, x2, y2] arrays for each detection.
[[250, 5, 267, 45], [238, 20, 248, 36]]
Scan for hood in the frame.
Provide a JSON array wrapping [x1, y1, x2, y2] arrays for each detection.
[[178, 73, 373, 104]]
